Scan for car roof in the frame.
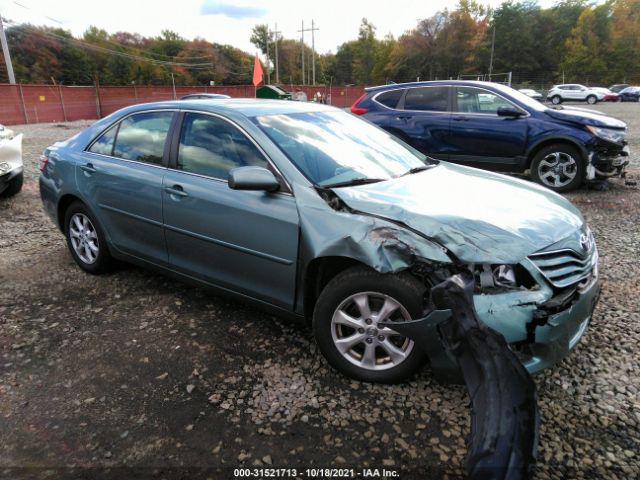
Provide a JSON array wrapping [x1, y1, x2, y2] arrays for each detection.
[[181, 93, 230, 98], [364, 80, 513, 93], [113, 98, 335, 118]]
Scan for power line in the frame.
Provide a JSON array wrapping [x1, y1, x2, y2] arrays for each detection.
[[5, 0, 215, 61], [3, 21, 216, 69]]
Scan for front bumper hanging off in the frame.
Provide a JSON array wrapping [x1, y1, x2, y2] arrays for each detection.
[[586, 143, 630, 181], [381, 272, 540, 479]]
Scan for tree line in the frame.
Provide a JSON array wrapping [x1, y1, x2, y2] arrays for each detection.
[[1, 0, 640, 88]]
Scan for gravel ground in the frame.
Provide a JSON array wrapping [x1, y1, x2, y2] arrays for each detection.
[[1, 103, 640, 479]]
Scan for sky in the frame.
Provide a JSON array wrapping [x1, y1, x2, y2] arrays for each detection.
[[0, 0, 561, 55]]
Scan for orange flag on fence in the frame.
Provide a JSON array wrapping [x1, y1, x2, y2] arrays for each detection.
[[252, 54, 263, 87]]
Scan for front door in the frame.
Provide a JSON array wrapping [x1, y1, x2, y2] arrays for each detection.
[[447, 86, 528, 171], [162, 112, 299, 309]]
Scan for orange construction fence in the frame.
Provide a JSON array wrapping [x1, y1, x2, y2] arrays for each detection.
[[0, 83, 366, 125]]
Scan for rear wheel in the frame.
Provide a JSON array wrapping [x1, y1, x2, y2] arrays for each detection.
[[0, 172, 23, 198], [586, 95, 597, 105], [530, 144, 584, 192], [313, 266, 427, 383], [64, 201, 114, 274], [550, 95, 562, 105]]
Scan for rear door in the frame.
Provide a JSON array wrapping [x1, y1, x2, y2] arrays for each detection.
[[395, 85, 452, 159], [162, 111, 300, 309], [81, 110, 175, 265], [447, 86, 528, 171]]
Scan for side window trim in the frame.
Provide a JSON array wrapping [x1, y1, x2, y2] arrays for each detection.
[[85, 109, 177, 168], [170, 109, 292, 195]]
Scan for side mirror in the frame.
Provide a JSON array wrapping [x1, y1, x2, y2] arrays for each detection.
[[228, 166, 280, 192], [497, 106, 525, 118]]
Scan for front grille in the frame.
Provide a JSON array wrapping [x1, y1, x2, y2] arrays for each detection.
[[528, 248, 596, 289]]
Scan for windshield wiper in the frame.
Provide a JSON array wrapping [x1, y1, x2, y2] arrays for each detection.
[[323, 177, 385, 188], [400, 164, 436, 177]]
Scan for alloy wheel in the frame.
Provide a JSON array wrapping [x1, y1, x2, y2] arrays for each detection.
[[537, 151, 578, 188], [69, 213, 99, 264], [330, 291, 414, 371]]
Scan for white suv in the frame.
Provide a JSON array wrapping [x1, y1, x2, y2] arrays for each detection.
[[546, 84, 606, 105]]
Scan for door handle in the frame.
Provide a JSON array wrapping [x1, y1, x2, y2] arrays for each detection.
[[80, 163, 96, 174], [164, 185, 188, 198], [396, 115, 412, 121], [452, 116, 469, 122]]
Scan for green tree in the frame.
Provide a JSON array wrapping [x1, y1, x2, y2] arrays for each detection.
[[560, 4, 611, 84]]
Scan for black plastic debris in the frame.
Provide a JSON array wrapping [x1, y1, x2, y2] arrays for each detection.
[[381, 272, 540, 480]]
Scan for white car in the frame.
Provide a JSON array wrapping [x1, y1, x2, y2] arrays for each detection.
[[0, 125, 23, 198], [546, 84, 606, 105], [518, 88, 543, 100]]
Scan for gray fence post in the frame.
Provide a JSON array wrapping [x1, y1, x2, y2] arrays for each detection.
[[58, 84, 68, 122], [18, 83, 28, 124]]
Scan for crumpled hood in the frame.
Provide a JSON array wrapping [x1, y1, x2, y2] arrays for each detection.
[[331, 163, 584, 264], [545, 107, 626, 129]]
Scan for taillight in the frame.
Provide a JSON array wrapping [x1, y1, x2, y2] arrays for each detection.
[[39, 154, 49, 172], [350, 93, 369, 115]]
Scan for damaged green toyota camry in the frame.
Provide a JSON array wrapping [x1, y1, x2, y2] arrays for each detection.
[[39, 100, 600, 383]]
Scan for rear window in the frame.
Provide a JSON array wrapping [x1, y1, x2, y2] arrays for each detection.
[[113, 112, 174, 165], [404, 87, 449, 111], [375, 89, 404, 109], [88, 125, 117, 155]]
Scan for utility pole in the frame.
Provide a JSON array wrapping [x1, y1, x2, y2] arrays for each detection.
[[273, 24, 281, 84], [310, 20, 319, 86], [265, 29, 271, 85], [488, 26, 496, 77], [298, 21, 319, 85], [0, 10, 16, 84], [298, 20, 305, 85]]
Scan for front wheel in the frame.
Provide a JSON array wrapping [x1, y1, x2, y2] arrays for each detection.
[[586, 95, 597, 105], [64, 201, 114, 274], [530, 144, 584, 192], [313, 266, 427, 383]]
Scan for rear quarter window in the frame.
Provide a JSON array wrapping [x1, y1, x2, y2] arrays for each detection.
[[375, 89, 404, 109]]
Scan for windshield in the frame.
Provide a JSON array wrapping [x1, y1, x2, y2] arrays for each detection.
[[254, 111, 431, 187]]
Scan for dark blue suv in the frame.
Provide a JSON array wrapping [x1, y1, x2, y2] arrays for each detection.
[[351, 81, 629, 192]]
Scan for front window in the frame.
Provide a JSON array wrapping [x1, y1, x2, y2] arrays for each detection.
[[254, 111, 431, 187], [177, 113, 268, 180], [455, 87, 518, 115]]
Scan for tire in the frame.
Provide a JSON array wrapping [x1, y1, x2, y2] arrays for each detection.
[[312, 266, 427, 383], [530, 143, 584, 193], [64, 201, 114, 274], [586, 95, 597, 105], [550, 95, 562, 105], [0, 172, 23, 198]]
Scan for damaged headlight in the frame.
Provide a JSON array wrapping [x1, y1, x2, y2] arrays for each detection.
[[475, 264, 536, 291], [586, 125, 626, 145], [493, 265, 516, 286]]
